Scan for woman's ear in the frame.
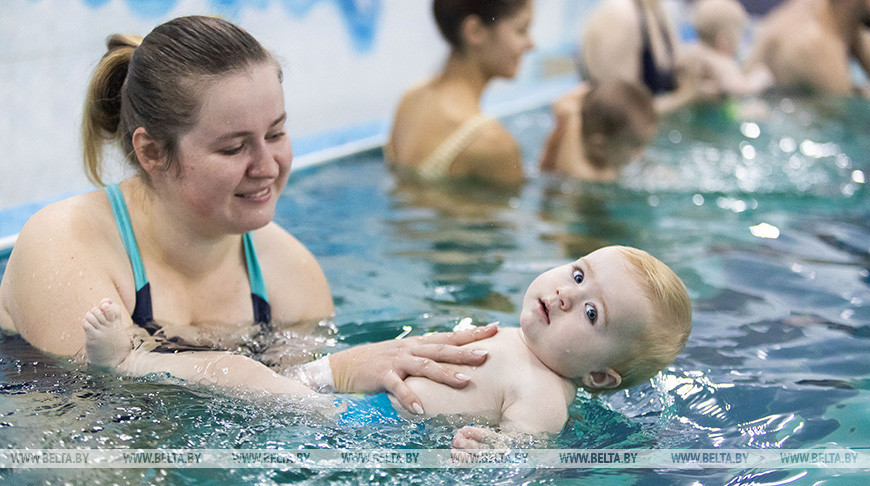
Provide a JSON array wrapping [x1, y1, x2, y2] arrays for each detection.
[[460, 14, 489, 48], [132, 127, 164, 175], [581, 369, 622, 390]]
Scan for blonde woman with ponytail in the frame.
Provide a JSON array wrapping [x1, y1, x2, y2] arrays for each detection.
[[0, 16, 495, 416]]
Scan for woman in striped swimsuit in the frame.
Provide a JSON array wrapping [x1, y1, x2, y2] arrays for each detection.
[[386, 0, 534, 186]]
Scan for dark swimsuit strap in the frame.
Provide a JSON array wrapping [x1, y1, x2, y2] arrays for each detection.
[[636, 0, 677, 94]]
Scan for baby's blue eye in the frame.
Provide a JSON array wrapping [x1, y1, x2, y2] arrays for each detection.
[[585, 304, 597, 324], [573, 269, 584, 284]]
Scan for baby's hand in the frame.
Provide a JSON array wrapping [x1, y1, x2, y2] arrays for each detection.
[[451, 425, 511, 464], [451, 425, 507, 450]]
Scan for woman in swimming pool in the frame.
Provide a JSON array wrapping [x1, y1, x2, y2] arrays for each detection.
[[0, 16, 495, 415], [385, 0, 534, 186], [581, 0, 722, 113]]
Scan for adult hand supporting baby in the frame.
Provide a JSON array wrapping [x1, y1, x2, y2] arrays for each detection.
[[328, 323, 498, 414]]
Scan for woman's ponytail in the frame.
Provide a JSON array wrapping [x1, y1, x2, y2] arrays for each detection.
[[81, 34, 141, 186]]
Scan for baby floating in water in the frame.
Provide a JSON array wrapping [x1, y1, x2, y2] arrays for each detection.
[[84, 246, 691, 448]]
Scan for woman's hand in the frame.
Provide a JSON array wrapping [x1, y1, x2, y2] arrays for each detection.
[[328, 323, 498, 414]]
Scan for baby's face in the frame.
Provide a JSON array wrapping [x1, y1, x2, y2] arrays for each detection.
[[717, 23, 744, 56], [519, 247, 654, 380]]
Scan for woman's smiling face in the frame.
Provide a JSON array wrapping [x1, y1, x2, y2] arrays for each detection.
[[158, 62, 292, 236]]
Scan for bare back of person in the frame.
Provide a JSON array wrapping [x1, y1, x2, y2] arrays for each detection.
[[387, 80, 521, 185], [748, 0, 866, 94]]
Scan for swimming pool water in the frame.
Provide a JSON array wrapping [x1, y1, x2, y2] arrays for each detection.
[[1, 95, 868, 484]]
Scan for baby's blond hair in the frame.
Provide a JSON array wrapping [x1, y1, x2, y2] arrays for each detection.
[[583, 246, 692, 393]]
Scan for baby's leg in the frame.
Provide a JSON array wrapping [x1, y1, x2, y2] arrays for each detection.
[[81, 299, 337, 414], [82, 298, 134, 371]]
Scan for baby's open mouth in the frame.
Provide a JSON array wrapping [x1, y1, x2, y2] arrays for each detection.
[[539, 299, 550, 324]]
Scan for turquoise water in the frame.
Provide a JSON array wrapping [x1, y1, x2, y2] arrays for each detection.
[[1, 96, 868, 483]]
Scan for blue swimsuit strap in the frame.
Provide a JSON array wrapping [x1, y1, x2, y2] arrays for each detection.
[[635, 0, 677, 94], [105, 184, 148, 291], [243, 232, 268, 303]]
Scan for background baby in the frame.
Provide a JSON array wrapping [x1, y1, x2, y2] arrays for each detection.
[[540, 81, 658, 182]]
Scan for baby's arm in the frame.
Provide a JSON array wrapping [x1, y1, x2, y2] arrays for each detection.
[[539, 86, 587, 176], [451, 394, 568, 450], [713, 56, 773, 96]]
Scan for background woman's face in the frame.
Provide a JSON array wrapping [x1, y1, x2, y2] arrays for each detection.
[[478, 1, 535, 79]]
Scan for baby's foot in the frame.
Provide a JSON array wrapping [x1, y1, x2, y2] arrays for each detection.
[[82, 298, 133, 370]]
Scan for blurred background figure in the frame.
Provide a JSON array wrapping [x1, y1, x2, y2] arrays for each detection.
[[386, 0, 534, 187], [746, 0, 870, 95], [580, 0, 721, 114], [540, 80, 657, 182], [681, 0, 774, 96]]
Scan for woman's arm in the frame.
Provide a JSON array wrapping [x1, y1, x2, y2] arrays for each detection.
[[256, 224, 334, 324], [581, 1, 642, 84], [255, 224, 499, 414], [1, 195, 133, 356]]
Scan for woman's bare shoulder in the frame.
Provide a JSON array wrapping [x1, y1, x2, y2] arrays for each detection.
[[462, 120, 521, 166], [457, 121, 523, 184], [17, 190, 116, 250], [394, 80, 435, 116], [249, 224, 326, 289], [465, 118, 517, 150], [0, 189, 133, 355], [251, 223, 333, 322], [250, 223, 307, 255]]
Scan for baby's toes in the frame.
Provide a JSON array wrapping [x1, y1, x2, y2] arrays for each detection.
[[100, 301, 122, 322]]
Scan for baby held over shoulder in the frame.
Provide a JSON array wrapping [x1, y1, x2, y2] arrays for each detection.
[[392, 246, 693, 448]]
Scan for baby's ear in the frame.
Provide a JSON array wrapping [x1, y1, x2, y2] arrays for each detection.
[[581, 369, 622, 390]]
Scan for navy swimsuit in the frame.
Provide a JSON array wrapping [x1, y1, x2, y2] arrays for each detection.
[[105, 183, 272, 352], [636, 0, 677, 94]]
